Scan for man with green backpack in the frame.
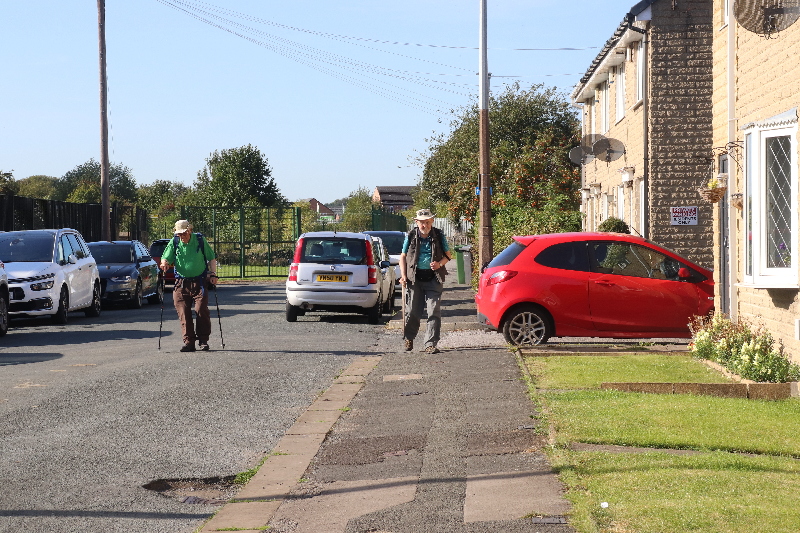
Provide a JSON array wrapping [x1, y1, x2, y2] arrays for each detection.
[[159, 219, 218, 352]]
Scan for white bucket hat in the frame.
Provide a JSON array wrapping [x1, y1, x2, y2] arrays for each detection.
[[173, 220, 192, 234], [413, 209, 435, 221]]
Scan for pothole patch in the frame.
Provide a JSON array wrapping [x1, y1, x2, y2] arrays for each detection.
[[143, 475, 240, 505]]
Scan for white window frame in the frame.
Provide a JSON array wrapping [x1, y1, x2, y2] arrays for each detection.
[[600, 82, 610, 133], [615, 63, 626, 122], [587, 97, 595, 135], [636, 40, 646, 103], [722, 0, 729, 27], [602, 192, 610, 221], [617, 185, 626, 221], [742, 113, 798, 288]]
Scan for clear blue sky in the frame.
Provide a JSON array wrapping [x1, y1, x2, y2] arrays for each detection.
[[2, 0, 636, 204]]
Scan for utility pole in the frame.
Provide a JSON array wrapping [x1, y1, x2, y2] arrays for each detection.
[[478, 0, 493, 268], [98, 0, 111, 240]]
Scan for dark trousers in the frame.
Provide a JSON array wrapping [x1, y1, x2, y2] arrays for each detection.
[[173, 278, 211, 345]]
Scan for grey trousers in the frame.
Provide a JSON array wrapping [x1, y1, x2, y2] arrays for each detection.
[[403, 277, 444, 348]]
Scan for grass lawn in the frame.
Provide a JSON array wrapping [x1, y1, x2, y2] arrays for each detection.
[[523, 353, 800, 533], [529, 354, 731, 390], [549, 449, 800, 533]]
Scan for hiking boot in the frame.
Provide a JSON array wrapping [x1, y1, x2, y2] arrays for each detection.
[[424, 345, 440, 354], [180, 343, 196, 352], [199, 343, 210, 351], [404, 339, 413, 351]]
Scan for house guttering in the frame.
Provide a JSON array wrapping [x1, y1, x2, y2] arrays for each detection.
[[570, 1, 654, 104]]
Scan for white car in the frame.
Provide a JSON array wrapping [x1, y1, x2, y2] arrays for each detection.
[[285, 231, 392, 324], [364, 230, 405, 293], [370, 236, 396, 313], [0, 229, 102, 323], [0, 259, 8, 336]]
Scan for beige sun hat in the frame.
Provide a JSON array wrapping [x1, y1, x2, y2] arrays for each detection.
[[413, 208, 435, 221], [173, 220, 192, 234]]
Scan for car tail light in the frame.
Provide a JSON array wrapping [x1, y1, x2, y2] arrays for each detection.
[[486, 270, 518, 286], [365, 239, 378, 284], [288, 238, 304, 282]]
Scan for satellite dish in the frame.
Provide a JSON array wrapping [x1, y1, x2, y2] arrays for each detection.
[[581, 134, 604, 156], [569, 146, 592, 165], [592, 137, 626, 163], [734, 0, 800, 37]]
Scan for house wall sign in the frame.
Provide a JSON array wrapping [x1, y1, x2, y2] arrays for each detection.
[[670, 206, 698, 226]]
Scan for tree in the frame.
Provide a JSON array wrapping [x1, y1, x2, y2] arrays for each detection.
[[55, 159, 137, 203], [339, 186, 377, 232], [17, 175, 58, 199], [193, 145, 286, 207], [136, 180, 190, 217], [0, 170, 18, 195], [418, 83, 580, 225]]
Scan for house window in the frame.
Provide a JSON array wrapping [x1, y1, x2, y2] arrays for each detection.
[[587, 97, 595, 135], [742, 112, 798, 287], [615, 63, 626, 122], [600, 81, 610, 133], [617, 185, 625, 221], [636, 40, 646, 102]]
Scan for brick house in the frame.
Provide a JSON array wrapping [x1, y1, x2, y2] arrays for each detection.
[[571, 0, 715, 268], [710, 0, 800, 360], [372, 186, 414, 214]]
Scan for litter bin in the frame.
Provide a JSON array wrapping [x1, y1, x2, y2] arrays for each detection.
[[454, 245, 472, 284]]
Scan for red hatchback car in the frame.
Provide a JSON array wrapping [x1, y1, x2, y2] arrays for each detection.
[[475, 232, 715, 345]]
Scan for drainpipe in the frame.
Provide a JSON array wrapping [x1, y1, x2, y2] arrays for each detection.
[[727, 4, 738, 320], [642, 31, 650, 240]]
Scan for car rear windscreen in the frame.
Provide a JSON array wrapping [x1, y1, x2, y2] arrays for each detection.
[[303, 238, 366, 264], [487, 241, 526, 268], [149, 241, 168, 257]]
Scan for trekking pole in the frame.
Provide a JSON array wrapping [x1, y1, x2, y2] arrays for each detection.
[[158, 290, 165, 350], [212, 283, 225, 349]]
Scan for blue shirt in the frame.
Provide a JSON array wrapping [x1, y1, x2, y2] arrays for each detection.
[[402, 231, 450, 270]]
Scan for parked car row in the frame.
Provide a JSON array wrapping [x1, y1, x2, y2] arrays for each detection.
[[0, 229, 168, 330]]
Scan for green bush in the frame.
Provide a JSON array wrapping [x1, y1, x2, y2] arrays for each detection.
[[690, 314, 800, 383], [597, 216, 630, 234]]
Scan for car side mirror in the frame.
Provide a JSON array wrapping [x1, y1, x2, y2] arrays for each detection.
[[139, 255, 152, 262], [68, 254, 78, 265], [677, 267, 691, 279], [380, 260, 391, 269]]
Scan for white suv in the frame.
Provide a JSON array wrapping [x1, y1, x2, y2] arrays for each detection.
[[285, 231, 392, 324], [0, 229, 102, 323]]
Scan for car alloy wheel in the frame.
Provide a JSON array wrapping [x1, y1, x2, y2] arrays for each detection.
[[503, 305, 551, 346], [129, 279, 143, 309], [0, 292, 8, 336], [147, 277, 164, 305], [84, 282, 102, 317], [52, 286, 69, 325]]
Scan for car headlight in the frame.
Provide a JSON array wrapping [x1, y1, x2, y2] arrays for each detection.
[[31, 280, 55, 291], [110, 275, 132, 283]]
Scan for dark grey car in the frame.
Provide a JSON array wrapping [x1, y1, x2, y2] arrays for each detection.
[[87, 240, 163, 308]]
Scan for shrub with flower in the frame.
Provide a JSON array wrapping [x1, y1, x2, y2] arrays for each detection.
[[689, 313, 800, 383]]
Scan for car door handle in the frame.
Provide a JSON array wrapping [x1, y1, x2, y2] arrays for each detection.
[[594, 279, 614, 286]]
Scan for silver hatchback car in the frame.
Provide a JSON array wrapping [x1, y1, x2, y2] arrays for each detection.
[[285, 231, 392, 324]]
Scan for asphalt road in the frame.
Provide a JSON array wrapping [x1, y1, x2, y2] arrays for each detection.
[[0, 282, 382, 533]]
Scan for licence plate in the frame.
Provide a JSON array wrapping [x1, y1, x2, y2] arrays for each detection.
[[317, 274, 348, 282]]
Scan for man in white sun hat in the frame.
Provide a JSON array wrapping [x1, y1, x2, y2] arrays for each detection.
[[399, 208, 452, 354], [159, 220, 218, 352]]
